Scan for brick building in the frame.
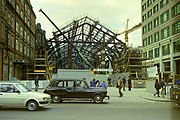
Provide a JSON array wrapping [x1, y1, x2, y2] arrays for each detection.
[[0, 0, 36, 80]]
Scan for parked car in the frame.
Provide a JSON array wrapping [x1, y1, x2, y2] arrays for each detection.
[[44, 78, 110, 103], [0, 81, 51, 111]]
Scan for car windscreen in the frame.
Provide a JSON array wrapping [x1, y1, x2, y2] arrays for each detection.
[[16, 84, 31, 92]]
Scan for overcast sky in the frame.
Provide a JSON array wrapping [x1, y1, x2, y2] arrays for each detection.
[[31, 0, 142, 47]]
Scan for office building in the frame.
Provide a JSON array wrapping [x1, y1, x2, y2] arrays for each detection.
[[141, 0, 180, 80]]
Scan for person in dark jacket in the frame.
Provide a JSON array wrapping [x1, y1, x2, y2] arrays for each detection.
[[128, 77, 132, 91], [35, 76, 39, 91], [154, 79, 161, 97], [122, 76, 126, 91]]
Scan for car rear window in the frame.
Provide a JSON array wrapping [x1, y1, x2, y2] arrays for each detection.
[[64, 80, 74, 87], [0, 84, 14, 93]]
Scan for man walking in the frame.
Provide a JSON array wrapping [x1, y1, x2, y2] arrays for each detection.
[[122, 76, 126, 91], [117, 77, 123, 97]]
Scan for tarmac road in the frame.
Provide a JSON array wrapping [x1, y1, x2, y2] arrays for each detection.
[[0, 88, 179, 120]]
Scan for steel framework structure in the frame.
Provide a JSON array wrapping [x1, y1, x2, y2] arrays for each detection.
[[46, 16, 126, 71]]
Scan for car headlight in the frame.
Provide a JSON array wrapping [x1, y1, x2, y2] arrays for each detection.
[[43, 97, 49, 101]]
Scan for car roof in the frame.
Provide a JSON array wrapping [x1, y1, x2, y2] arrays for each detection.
[[0, 81, 21, 84], [52, 78, 84, 81]]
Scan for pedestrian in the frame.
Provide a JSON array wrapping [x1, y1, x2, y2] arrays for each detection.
[[90, 81, 92, 87], [154, 79, 161, 97], [35, 76, 39, 91], [100, 81, 107, 89], [107, 77, 112, 87], [117, 77, 123, 97], [160, 78, 166, 97], [128, 77, 132, 91], [122, 76, 126, 91], [92, 79, 96, 87]]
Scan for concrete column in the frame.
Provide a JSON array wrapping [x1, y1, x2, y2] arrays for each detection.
[[170, 40, 176, 74], [159, 44, 164, 72]]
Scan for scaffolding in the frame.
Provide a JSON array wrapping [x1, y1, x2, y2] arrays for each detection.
[[39, 10, 127, 72]]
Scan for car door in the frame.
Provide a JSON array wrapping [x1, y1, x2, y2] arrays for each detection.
[[0, 84, 24, 106], [63, 80, 77, 98], [51, 80, 68, 97], [74, 80, 91, 98]]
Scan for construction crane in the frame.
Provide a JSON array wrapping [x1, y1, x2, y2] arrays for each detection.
[[117, 19, 142, 46]]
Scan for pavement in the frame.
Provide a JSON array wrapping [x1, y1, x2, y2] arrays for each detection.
[[107, 87, 172, 103], [33, 87, 172, 103]]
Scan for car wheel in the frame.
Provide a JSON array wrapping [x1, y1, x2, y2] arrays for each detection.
[[93, 94, 103, 103], [26, 100, 39, 111], [52, 96, 62, 103]]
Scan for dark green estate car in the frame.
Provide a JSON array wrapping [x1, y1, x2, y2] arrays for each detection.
[[44, 79, 110, 103]]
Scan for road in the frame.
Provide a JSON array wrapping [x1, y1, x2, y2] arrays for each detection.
[[0, 88, 180, 120]]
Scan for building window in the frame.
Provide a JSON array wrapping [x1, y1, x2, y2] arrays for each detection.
[[143, 38, 147, 47], [24, 45, 27, 55], [27, 47, 29, 57], [147, 9, 152, 18], [162, 44, 170, 56], [142, 3, 146, 12], [16, 21, 19, 33], [142, 25, 147, 34], [161, 27, 170, 39], [16, 4, 19, 13], [142, 14, 146, 22], [148, 50, 153, 59], [27, 20, 30, 27], [11, 15, 14, 29], [143, 52, 147, 59], [8, 13, 11, 25], [8, 33, 11, 46], [16, 39, 19, 51], [20, 42, 23, 53], [164, 62, 170, 71], [147, 0, 152, 7], [28, 8, 30, 16], [20, 10, 23, 18], [174, 40, 180, 53], [24, 30, 27, 40], [172, 21, 180, 35], [20, 27, 23, 37], [160, 0, 169, 8], [148, 21, 152, 31], [148, 35, 153, 45], [154, 32, 159, 42], [160, 10, 169, 24], [172, 2, 180, 18], [154, 48, 159, 58], [154, 17, 159, 28], [27, 34, 30, 43], [1, 0, 5, 13], [153, 4, 159, 14], [11, 35, 14, 48], [25, 16, 27, 24]]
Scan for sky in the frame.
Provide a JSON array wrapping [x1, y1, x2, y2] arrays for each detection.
[[31, 0, 142, 47]]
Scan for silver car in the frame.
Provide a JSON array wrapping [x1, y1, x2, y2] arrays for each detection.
[[0, 81, 51, 111]]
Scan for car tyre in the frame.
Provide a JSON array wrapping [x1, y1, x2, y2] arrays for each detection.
[[93, 94, 103, 103], [52, 95, 62, 103], [26, 100, 39, 111]]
